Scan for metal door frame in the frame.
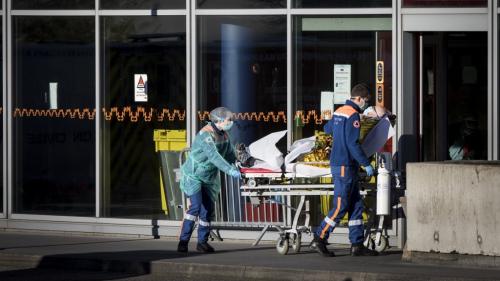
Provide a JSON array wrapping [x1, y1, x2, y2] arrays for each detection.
[[397, 7, 497, 165]]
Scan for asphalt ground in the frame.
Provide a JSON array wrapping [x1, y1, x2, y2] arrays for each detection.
[[0, 230, 499, 281]]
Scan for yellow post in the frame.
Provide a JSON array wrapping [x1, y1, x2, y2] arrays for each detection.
[[159, 168, 169, 215]]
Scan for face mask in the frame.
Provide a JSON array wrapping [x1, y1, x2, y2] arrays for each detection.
[[462, 127, 474, 137], [220, 120, 234, 131], [359, 98, 368, 110]]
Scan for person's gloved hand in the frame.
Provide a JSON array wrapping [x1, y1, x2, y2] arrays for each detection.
[[228, 168, 241, 179], [364, 165, 375, 177]]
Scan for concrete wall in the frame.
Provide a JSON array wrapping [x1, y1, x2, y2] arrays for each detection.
[[406, 162, 500, 256]]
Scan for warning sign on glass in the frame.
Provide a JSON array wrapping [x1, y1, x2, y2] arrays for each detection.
[[134, 74, 148, 102]]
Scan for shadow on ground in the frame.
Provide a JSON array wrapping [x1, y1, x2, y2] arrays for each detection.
[[0, 246, 277, 281], [0, 238, 151, 251]]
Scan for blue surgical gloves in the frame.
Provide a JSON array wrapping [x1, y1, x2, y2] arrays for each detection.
[[364, 165, 375, 177], [228, 168, 241, 179]]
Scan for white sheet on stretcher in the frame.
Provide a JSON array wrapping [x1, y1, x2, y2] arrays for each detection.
[[246, 118, 394, 177], [284, 136, 316, 165], [286, 163, 330, 177], [248, 130, 287, 171]]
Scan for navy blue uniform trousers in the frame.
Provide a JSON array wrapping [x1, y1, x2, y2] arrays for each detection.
[[179, 186, 214, 243], [315, 165, 364, 244]]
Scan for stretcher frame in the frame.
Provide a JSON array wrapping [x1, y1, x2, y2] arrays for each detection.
[[240, 170, 388, 255]]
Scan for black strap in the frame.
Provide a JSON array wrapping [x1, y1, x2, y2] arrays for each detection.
[[210, 122, 224, 136]]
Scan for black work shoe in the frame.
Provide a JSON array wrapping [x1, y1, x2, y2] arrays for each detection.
[[177, 240, 188, 253], [351, 243, 379, 256], [310, 235, 335, 257], [196, 242, 215, 253]]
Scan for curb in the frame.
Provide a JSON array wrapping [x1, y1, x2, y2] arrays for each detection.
[[0, 253, 497, 281], [0, 253, 42, 268], [402, 250, 500, 268]]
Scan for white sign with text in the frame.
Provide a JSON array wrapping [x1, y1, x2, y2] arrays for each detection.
[[134, 74, 148, 102]]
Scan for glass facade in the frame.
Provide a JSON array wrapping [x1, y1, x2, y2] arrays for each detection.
[[197, 0, 285, 9], [294, 0, 391, 8], [12, 16, 95, 216], [13, 0, 94, 9], [403, 0, 487, 7], [197, 15, 287, 146], [420, 32, 487, 161], [293, 16, 392, 142], [0, 1, 495, 237], [100, 16, 186, 219], [100, 0, 185, 9], [0, 17, 2, 214]]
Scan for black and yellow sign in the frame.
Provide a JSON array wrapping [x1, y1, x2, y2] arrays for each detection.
[[376, 83, 384, 107], [376, 61, 384, 84]]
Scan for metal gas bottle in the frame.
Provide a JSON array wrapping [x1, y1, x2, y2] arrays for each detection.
[[376, 165, 391, 215]]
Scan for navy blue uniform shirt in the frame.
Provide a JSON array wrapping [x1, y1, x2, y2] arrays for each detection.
[[324, 100, 370, 168]]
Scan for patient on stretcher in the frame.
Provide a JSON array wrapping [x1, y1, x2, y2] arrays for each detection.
[[236, 105, 395, 177]]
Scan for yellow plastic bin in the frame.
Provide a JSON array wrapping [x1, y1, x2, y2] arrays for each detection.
[[154, 129, 187, 152], [154, 130, 187, 218]]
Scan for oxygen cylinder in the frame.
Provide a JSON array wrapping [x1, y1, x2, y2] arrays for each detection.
[[376, 165, 391, 215]]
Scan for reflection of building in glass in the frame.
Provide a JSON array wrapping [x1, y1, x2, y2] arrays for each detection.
[[13, 16, 96, 216], [100, 17, 186, 219], [198, 16, 287, 146]]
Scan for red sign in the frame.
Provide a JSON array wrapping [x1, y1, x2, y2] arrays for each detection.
[[137, 76, 145, 88]]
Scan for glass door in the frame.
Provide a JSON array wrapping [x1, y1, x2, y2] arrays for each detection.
[[416, 32, 487, 161]]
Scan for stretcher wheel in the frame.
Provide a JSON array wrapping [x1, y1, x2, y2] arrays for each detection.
[[276, 236, 289, 255], [291, 233, 301, 253], [364, 232, 388, 252], [247, 178, 257, 188]]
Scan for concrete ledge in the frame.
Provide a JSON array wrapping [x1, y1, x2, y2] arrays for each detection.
[[406, 161, 500, 256], [403, 250, 500, 268]]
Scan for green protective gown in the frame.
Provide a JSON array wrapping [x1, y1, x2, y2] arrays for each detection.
[[180, 123, 238, 202]]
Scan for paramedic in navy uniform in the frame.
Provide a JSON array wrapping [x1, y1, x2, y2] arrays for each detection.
[[310, 84, 379, 257]]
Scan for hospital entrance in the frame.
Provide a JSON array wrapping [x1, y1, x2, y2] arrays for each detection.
[[410, 32, 488, 161]]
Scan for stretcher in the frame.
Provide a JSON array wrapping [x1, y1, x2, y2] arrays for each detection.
[[239, 160, 390, 255]]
